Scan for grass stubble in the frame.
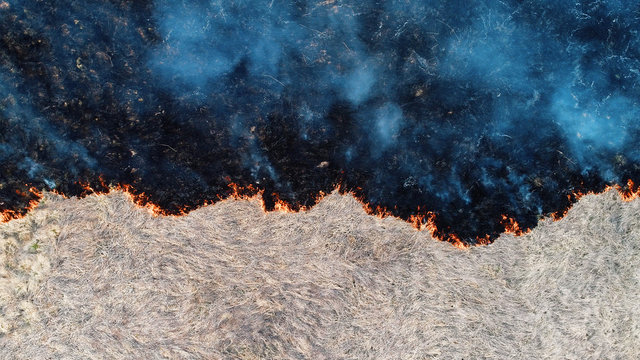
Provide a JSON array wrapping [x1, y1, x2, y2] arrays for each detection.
[[0, 189, 639, 359]]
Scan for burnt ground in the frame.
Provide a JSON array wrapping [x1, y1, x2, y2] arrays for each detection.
[[2, 1, 640, 243]]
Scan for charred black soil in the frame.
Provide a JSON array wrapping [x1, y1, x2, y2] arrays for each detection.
[[2, 1, 640, 244]]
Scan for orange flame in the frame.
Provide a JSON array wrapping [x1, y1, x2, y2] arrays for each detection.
[[272, 192, 303, 213], [334, 186, 471, 248], [617, 179, 640, 201], [500, 214, 531, 236], [0, 186, 43, 222], [548, 179, 640, 221]]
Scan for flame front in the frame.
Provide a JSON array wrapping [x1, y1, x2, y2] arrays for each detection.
[[0, 186, 43, 222], [3, 178, 640, 248]]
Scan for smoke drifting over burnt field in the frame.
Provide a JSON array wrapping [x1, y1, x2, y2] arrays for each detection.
[[2, 0, 640, 244]]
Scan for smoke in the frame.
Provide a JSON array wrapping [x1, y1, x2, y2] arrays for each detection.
[[0, 71, 96, 178], [1, 0, 640, 242]]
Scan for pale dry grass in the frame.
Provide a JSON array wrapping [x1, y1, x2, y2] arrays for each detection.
[[0, 189, 639, 359]]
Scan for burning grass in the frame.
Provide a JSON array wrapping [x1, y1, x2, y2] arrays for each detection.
[[5, 178, 640, 248]]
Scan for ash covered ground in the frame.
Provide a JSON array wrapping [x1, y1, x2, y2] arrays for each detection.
[[2, 0, 640, 243]]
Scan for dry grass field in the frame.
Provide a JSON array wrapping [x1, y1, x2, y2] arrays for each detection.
[[1, 189, 639, 359]]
